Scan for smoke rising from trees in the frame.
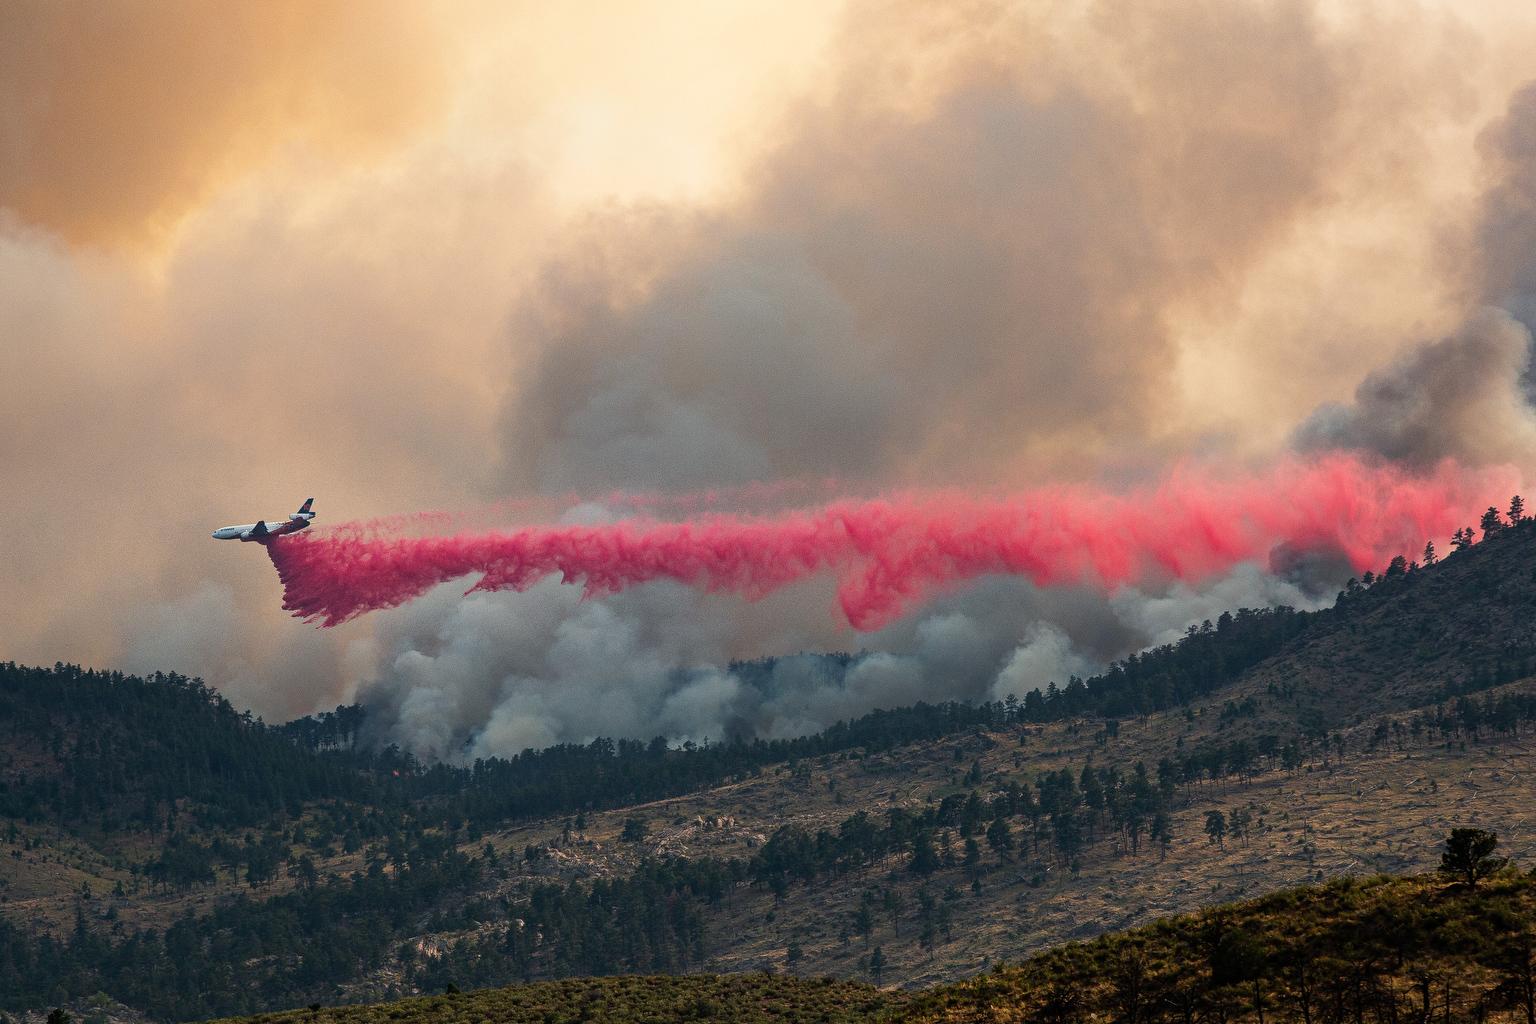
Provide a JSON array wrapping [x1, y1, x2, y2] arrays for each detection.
[[289, 456, 1509, 759], [8, 1, 1536, 750]]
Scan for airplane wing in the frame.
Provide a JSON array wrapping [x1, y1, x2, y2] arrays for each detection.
[[250, 520, 270, 539]]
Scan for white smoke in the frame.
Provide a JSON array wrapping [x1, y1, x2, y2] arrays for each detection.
[[350, 562, 1331, 761]]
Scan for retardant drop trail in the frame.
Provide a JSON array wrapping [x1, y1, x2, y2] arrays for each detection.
[[265, 456, 1518, 630]]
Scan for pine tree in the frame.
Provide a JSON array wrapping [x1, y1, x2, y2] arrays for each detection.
[[882, 889, 904, 935], [909, 831, 940, 875], [1482, 507, 1505, 539], [1152, 811, 1172, 858], [854, 903, 874, 946], [1440, 828, 1506, 887], [1204, 810, 1227, 848], [986, 817, 1014, 858], [1423, 541, 1437, 565], [1512, 495, 1527, 523]]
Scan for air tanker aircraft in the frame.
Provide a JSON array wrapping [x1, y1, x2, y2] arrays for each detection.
[[212, 498, 315, 542]]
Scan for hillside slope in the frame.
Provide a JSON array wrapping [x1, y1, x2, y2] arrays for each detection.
[[8, 522, 1536, 1018], [1243, 524, 1536, 729], [170, 869, 1536, 1024], [908, 868, 1536, 1023]]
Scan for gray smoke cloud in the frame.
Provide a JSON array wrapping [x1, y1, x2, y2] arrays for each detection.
[[1293, 78, 1536, 470], [376, 60, 1536, 762], [355, 563, 1328, 761], [1292, 307, 1536, 467], [118, 581, 367, 719], [499, 0, 1399, 491], [347, 3, 1517, 758], [1479, 81, 1536, 328]]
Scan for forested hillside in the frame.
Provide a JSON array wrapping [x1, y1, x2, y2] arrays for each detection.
[[7, 515, 1536, 1020], [0, 665, 385, 830], [0, 661, 1006, 836], [1243, 521, 1536, 728], [190, 860, 1536, 1024]]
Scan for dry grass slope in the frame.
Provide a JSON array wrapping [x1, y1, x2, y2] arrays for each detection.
[[207, 974, 902, 1024], [905, 871, 1536, 1023]]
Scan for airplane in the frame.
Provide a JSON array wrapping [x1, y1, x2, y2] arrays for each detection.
[[212, 498, 315, 542]]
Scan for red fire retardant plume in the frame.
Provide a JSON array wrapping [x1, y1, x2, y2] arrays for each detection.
[[266, 456, 1518, 630]]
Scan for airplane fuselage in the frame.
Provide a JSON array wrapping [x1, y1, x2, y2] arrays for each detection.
[[213, 499, 315, 542], [211, 519, 309, 541]]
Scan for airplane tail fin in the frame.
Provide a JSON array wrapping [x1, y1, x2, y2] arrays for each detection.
[[297, 497, 314, 516]]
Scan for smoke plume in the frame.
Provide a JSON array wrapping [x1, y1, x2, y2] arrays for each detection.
[[497, 0, 1461, 492], [9, 0, 1536, 749], [1293, 308, 1536, 467], [356, 566, 1330, 759], [1292, 76, 1536, 469]]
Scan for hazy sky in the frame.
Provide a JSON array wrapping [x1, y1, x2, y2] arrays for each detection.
[[5, 0, 1536, 744]]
